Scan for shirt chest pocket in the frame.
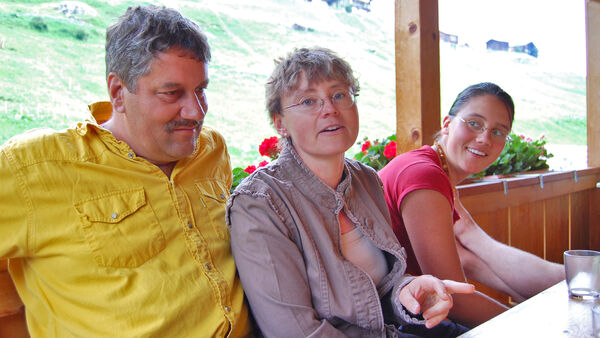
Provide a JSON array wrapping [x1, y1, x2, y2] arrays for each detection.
[[195, 180, 229, 240], [74, 187, 166, 268]]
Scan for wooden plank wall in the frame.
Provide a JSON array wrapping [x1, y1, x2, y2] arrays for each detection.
[[457, 168, 600, 304]]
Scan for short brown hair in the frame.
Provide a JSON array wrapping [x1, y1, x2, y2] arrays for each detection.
[[265, 47, 360, 120]]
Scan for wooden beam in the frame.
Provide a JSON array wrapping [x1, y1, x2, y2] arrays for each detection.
[[394, 0, 440, 153], [587, 0, 600, 166]]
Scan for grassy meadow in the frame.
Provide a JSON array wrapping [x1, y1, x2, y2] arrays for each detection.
[[0, 0, 587, 169]]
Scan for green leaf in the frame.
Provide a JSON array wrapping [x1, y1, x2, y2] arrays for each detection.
[[473, 132, 554, 178]]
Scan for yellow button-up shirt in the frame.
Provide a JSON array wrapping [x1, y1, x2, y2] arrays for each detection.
[[0, 102, 250, 337]]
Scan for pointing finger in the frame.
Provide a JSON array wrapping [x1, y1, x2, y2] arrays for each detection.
[[442, 280, 475, 295]]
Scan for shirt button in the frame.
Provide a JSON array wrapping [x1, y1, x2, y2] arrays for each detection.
[[128, 152, 134, 159], [224, 306, 231, 312], [205, 264, 212, 271], [187, 221, 193, 229], [111, 213, 118, 219]]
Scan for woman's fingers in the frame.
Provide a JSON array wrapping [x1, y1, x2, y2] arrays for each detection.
[[400, 276, 474, 328], [423, 280, 473, 327], [419, 279, 453, 326], [400, 275, 450, 314], [399, 277, 475, 328], [421, 295, 452, 326], [401, 292, 421, 315], [442, 279, 475, 295], [424, 311, 449, 328]]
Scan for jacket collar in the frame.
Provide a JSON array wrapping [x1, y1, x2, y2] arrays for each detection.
[[275, 137, 353, 210]]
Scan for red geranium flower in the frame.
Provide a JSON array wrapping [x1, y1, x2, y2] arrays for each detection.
[[244, 165, 256, 174], [258, 160, 269, 167], [259, 136, 280, 160], [383, 141, 397, 159], [361, 140, 372, 153]]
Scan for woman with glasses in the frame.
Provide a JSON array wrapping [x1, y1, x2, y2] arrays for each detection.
[[379, 82, 564, 328], [227, 47, 475, 337]]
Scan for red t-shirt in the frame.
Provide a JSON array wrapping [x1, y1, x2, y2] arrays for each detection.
[[378, 145, 459, 275]]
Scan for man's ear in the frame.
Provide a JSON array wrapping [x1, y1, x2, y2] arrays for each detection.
[[107, 73, 127, 114], [441, 115, 452, 136]]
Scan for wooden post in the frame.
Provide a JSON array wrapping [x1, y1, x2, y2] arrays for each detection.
[[394, 0, 441, 154], [587, 0, 600, 166]]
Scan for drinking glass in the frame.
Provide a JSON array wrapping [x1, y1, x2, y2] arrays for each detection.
[[564, 250, 600, 299]]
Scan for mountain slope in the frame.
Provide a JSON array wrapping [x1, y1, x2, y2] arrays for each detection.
[[0, 0, 586, 168]]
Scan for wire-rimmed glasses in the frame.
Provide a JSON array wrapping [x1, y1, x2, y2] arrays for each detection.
[[283, 89, 356, 115], [455, 115, 511, 142]]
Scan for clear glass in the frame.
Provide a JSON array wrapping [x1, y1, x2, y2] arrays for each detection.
[[564, 250, 600, 300]]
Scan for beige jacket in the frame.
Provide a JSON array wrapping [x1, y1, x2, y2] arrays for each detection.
[[226, 140, 422, 338]]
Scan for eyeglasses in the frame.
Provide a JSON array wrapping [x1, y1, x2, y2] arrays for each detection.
[[283, 89, 356, 115], [455, 116, 510, 142]]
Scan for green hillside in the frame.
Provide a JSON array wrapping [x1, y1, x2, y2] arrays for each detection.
[[0, 0, 586, 168]]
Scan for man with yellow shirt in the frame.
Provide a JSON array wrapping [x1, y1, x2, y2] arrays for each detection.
[[0, 5, 251, 337]]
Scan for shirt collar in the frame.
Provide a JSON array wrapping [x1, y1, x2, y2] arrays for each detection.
[[73, 101, 113, 137]]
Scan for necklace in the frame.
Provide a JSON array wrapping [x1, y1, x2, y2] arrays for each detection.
[[433, 141, 450, 177], [433, 141, 456, 198]]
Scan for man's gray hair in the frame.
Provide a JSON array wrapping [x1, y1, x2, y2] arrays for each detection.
[[105, 5, 211, 92]]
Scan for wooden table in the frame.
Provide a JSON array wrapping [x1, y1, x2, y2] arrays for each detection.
[[460, 281, 598, 337]]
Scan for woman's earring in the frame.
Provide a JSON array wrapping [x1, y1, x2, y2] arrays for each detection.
[[280, 130, 288, 137]]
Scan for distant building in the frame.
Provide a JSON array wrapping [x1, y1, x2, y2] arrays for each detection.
[[351, 0, 372, 11], [320, 0, 372, 12], [440, 31, 458, 45], [511, 42, 538, 58], [486, 39, 509, 51]]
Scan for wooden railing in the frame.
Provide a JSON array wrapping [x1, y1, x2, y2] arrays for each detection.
[[457, 167, 600, 303]]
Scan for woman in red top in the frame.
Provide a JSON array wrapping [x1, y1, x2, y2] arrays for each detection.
[[379, 82, 564, 328]]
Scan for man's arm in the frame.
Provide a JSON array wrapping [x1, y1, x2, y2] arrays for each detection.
[[453, 195, 565, 300], [455, 240, 525, 302]]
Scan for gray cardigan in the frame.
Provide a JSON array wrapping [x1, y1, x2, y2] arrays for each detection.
[[226, 140, 423, 337]]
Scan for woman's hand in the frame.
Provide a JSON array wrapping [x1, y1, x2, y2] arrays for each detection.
[[399, 275, 475, 328]]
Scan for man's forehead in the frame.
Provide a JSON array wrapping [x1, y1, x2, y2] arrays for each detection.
[[157, 78, 210, 89], [141, 50, 209, 88]]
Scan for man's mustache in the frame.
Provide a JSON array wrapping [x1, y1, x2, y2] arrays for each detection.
[[165, 119, 202, 132]]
